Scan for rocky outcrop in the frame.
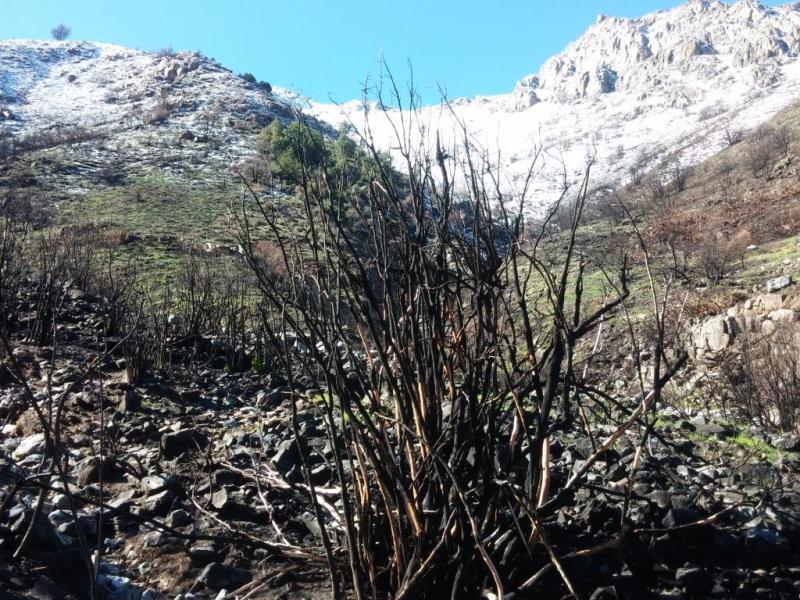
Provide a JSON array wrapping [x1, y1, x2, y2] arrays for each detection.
[[690, 281, 800, 360], [532, 0, 800, 103], [691, 314, 739, 358], [767, 275, 793, 293], [512, 76, 540, 110]]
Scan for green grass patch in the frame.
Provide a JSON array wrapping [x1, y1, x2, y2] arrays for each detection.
[[728, 432, 782, 462], [739, 236, 798, 286]]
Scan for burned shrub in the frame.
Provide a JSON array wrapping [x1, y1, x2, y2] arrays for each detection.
[[715, 327, 800, 433]]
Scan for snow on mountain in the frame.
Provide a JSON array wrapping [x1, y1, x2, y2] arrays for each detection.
[[2, 1, 800, 215], [312, 0, 800, 214], [0, 39, 299, 176]]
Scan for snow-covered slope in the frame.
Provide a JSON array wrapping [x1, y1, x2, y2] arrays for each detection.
[[3, 1, 800, 215], [313, 0, 800, 213], [0, 39, 299, 175]]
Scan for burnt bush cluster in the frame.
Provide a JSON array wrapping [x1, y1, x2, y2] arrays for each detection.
[[229, 84, 688, 597], [0, 198, 264, 385], [744, 123, 793, 178], [715, 326, 800, 433]]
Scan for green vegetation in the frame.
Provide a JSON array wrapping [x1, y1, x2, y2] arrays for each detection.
[[728, 432, 782, 462], [58, 174, 239, 242], [239, 72, 272, 93], [258, 121, 392, 189], [739, 237, 798, 285]]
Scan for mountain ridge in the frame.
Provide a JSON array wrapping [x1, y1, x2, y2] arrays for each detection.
[[312, 0, 800, 212], [0, 38, 305, 185], [2, 1, 800, 214]]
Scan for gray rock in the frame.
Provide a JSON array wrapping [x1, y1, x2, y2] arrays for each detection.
[[189, 544, 223, 566], [309, 463, 332, 485], [260, 386, 292, 407], [690, 418, 735, 439], [754, 293, 783, 313], [762, 319, 778, 336], [77, 456, 117, 487], [160, 429, 208, 460], [141, 473, 182, 496], [118, 388, 141, 413], [766, 275, 792, 293], [768, 308, 796, 324], [140, 490, 175, 517], [16, 509, 70, 548], [167, 509, 192, 527], [299, 512, 324, 539], [210, 488, 231, 512], [196, 562, 250, 590], [57, 513, 98, 538], [98, 573, 135, 599], [272, 439, 297, 473], [692, 315, 736, 354], [48, 509, 73, 528], [209, 488, 265, 523], [11, 433, 45, 460], [52, 493, 71, 510], [141, 474, 168, 495], [773, 434, 800, 451], [649, 490, 671, 509]]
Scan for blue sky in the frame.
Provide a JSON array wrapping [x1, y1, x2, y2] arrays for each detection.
[[0, 1, 784, 103]]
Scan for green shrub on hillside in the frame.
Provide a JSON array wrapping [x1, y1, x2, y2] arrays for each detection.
[[257, 121, 392, 189]]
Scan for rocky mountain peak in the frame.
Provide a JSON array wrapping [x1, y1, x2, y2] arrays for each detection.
[[513, 0, 800, 109]]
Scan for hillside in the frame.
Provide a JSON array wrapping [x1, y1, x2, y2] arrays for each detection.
[[0, 39, 297, 161], [0, 38, 333, 207], [2, 2, 800, 600]]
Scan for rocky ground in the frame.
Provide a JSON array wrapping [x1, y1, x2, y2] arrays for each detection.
[[1, 287, 800, 599]]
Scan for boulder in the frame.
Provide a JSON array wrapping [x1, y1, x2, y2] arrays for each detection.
[[272, 439, 298, 473], [12, 433, 45, 460], [761, 319, 778, 336], [768, 308, 796, 324], [77, 456, 118, 487], [196, 562, 250, 590], [772, 434, 800, 451], [160, 429, 208, 460], [753, 293, 783, 313], [736, 308, 759, 332], [766, 275, 792, 293], [692, 315, 736, 354]]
